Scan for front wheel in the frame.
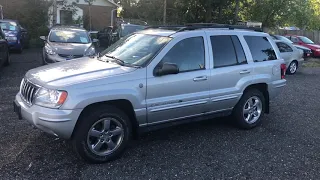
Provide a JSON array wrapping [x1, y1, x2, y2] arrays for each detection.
[[3, 49, 10, 66], [233, 89, 265, 129], [72, 105, 132, 163]]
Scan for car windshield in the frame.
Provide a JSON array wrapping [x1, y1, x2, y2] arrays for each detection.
[[101, 33, 171, 66], [0, 22, 18, 31], [299, 36, 314, 44], [120, 25, 145, 37], [277, 36, 293, 44], [49, 30, 90, 44]]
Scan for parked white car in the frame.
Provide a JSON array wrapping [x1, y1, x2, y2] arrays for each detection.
[[275, 40, 304, 74]]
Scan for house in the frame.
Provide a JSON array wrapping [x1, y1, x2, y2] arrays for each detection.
[[49, 0, 119, 30]]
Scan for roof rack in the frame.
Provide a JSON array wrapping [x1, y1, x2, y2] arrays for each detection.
[[144, 23, 263, 32]]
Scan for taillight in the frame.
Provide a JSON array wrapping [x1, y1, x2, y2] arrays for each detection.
[[280, 64, 286, 79]]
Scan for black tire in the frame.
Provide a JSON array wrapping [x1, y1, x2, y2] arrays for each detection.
[[72, 105, 132, 163], [3, 50, 10, 66], [287, 61, 298, 75], [233, 89, 265, 129], [17, 44, 23, 54]]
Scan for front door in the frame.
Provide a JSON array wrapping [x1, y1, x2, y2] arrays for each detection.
[[146, 34, 211, 125]]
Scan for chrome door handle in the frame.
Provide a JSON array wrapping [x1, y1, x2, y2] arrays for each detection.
[[193, 76, 208, 82], [239, 70, 251, 74]]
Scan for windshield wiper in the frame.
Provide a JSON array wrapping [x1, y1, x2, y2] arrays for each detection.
[[104, 54, 141, 68]]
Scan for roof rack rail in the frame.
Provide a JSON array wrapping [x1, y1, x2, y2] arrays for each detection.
[[144, 23, 263, 32]]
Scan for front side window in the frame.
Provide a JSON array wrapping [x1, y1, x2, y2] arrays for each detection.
[[244, 36, 277, 62], [49, 30, 90, 44], [160, 37, 205, 72], [276, 42, 293, 53], [211, 35, 247, 68], [101, 33, 171, 66]]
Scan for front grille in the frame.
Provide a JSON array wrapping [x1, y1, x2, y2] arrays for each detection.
[[20, 79, 39, 105], [58, 54, 83, 59]]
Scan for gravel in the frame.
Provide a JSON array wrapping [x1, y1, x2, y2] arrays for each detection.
[[0, 49, 319, 179]]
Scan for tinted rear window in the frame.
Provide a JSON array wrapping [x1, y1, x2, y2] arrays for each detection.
[[244, 36, 277, 62]]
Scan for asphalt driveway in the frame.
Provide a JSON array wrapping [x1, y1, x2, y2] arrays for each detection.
[[0, 49, 319, 179]]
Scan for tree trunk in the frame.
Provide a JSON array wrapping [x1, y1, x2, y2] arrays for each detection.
[[234, 0, 240, 24]]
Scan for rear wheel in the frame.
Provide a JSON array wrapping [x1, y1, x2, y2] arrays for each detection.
[[233, 89, 265, 129], [72, 105, 132, 163], [287, 61, 298, 75]]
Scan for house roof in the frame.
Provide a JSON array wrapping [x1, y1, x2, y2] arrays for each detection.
[[107, 0, 120, 7]]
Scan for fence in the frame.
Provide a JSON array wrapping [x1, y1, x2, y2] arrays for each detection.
[[264, 28, 320, 44]]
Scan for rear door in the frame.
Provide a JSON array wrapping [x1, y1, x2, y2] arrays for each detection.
[[206, 33, 254, 112], [276, 41, 294, 66]]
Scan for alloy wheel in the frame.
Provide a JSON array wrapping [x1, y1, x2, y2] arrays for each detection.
[[87, 117, 124, 156], [243, 96, 263, 124]]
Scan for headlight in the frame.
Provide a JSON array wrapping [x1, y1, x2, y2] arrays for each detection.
[[34, 88, 68, 108], [84, 46, 96, 56], [6, 36, 17, 41], [45, 45, 56, 55]]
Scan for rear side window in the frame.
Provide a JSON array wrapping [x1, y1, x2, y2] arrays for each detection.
[[244, 36, 277, 62], [211, 35, 247, 68], [276, 42, 293, 53]]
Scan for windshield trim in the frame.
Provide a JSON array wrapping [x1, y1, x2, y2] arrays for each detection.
[[48, 30, 91, 44]]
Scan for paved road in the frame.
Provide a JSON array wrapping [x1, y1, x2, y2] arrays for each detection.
[[0, 49, 319, 179]]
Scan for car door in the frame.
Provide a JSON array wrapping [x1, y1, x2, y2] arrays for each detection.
[[276, 42, 294, 66], [146, 32, 211, 125], [206, 33, 254, 112]]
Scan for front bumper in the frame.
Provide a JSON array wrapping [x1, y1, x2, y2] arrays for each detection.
[[8, 40, 22, 50], [312, 50, 320, 57], [14, 93, 82, 139]]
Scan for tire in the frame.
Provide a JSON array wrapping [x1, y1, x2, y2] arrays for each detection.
[[72, 105, 132, 163], [287, 61, 298, 75], [17, 44, 23, 54], [232, 89, 265, 129], [3, 50, 10, 66]]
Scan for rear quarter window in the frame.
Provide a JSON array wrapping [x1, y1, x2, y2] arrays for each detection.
[[244, 36, 277, 62]]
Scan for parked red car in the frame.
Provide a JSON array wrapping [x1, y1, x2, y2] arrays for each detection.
[[285, 35, 320, 57]]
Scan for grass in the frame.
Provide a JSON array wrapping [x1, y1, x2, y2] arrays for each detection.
[[303, 58, 320, 67]]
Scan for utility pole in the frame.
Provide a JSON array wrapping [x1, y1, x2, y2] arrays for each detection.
[[163, 0, 167, 25], [52, 0, 57, 26]]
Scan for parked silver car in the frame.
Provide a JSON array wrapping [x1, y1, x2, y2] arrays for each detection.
[[14, 24, 286, 163], [40, 26, 98, 65], [275, 40, 304, 74]]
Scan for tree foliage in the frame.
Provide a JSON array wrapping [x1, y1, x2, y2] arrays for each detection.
[[118, 0, 320, 29]]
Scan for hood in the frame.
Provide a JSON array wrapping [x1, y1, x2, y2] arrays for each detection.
[[293, 44, 311, 51], [303, 44, 320, 50], [48, 42, 92, 55], [3, 30, 18, 37], [26, 57, 136, 87]]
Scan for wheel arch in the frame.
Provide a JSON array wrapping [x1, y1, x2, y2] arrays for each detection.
[[71, 99, 140, 139], [243, 83, 270, 113]]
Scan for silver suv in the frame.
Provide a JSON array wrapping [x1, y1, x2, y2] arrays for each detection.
[[14, 24, 287, 163]]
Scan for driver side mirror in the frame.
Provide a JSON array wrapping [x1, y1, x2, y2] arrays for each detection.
[[39, 36, 47, 41], [154, 62, 179, 76]]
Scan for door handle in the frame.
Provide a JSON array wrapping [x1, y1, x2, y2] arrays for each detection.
[[193, 76, 208, 82], [239, 70, 251, 74]]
